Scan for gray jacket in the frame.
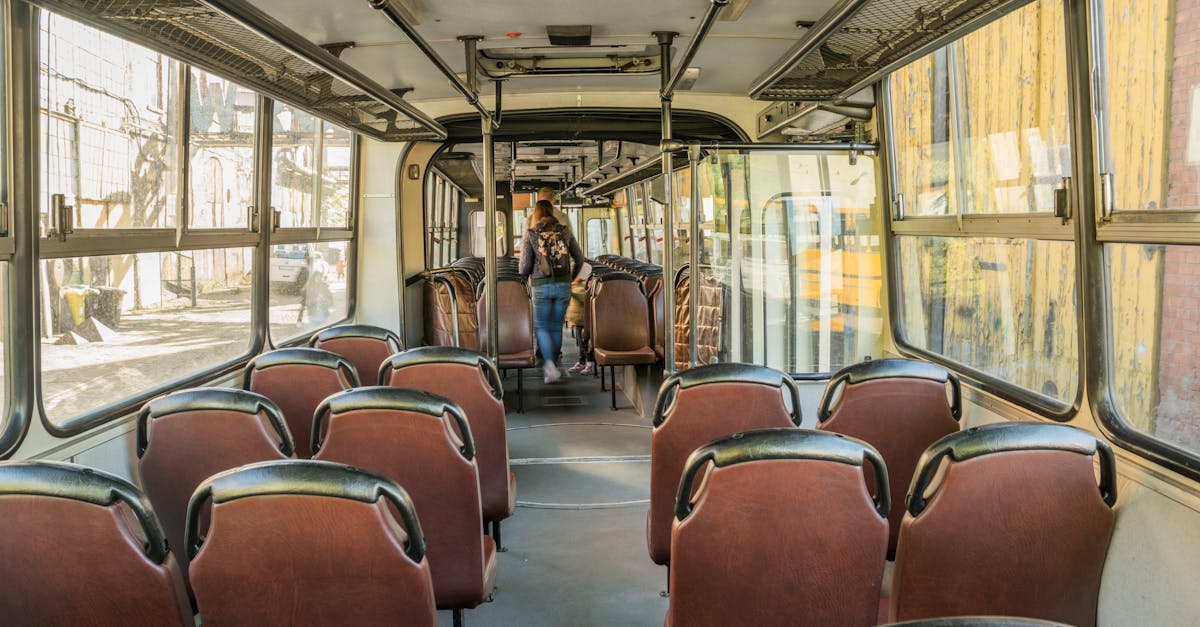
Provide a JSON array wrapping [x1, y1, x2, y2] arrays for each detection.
[[519, 221, 585, 284]]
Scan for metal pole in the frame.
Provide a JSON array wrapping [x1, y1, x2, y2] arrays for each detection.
[[369, 0, 494, 122], [661, 0, 729, 100], [656, 30, 678, 373], [688, 141, 702, 367], [482, 115, 499, 359]]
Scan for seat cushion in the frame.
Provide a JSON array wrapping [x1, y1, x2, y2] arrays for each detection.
[[595, 346, 656, 365], [497, 349, 536, 368]]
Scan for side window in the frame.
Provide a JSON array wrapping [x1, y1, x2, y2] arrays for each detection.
[[470, 211, 507, 257], [187, 70, 256, 229], [886, 0, 1078, 412], [267, 108, 355, 343], [37, 12, 255, 425], [586, 217, 615, 258], [1093, 0, 1200, 459]]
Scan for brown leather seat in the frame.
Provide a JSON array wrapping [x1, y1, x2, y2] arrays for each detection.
[[308, 324, 403, 386], [647, 273, 665, 359], [590, 273, 656, 409], [424, 269, 479, 348], [666, 429, 890, 627], [477, 278, 536, 413], [816, 358, 962, 558], [137, 388, 294, 593], [0, 461, 192, 626], [242, 347, 358, 458], [187, 460, 436, 627], [647, 363, 803, 567], [380, 347, 516, 547], [890, 423, 1117, 626], [672, 265, 725, 370], [311, 387, 497, 617]]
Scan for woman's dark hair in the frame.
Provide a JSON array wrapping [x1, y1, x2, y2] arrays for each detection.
[[532, 199, 559, 225]]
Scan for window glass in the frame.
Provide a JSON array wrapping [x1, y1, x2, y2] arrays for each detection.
[[629, 185, 647, 260], [188, 70, 256, 229], [1107, 243, 1200, 455], [41, 249, 253, 420], [703, 151, 882, 372], [470, 211, 507, 257], [586, 217, 615, 258], [268, 242, 350, 341], [889, 50, 955, 217], [270, 102, 319, 229], [39, 12, 180, 232], [897, 236, 1078, 402], [1099, 0, 1189, 213], [320, 123, 353, 228], [889, 0, 1069, 215]]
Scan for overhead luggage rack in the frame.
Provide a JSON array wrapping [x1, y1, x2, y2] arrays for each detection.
[[27, 0, 447, 141], [748, 0, 1034, 101]]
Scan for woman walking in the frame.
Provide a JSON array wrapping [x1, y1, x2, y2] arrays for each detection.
[[520, 199, 585, 383]]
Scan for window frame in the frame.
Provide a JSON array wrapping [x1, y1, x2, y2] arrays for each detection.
[[21, 5, 359, 438], [1075, 0, 1200, 480], [880, 0, 1083, 422]]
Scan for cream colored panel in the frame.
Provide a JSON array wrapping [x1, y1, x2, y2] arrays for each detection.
[[355, 139, 405, 331]]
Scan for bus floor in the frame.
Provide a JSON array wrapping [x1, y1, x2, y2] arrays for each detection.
[[440, 346, 668, 626]]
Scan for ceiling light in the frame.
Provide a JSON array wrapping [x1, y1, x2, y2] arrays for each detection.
[[676, 67, 702, 91], [720, 0, 752, 21]]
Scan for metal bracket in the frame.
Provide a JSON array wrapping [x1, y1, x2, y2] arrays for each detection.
[[50, 193, 74, 241], [892, 193, 906, 222], [248, 205, 260, 233], [0, 202, 8, 237], [1099, 171, 1114, 222], [1054, 177, 1072, 225]]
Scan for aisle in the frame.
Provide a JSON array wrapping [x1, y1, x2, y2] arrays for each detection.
[[439, 350, 668, 626]]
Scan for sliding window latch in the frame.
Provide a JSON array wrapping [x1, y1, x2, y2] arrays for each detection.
[[1054, 177, 1072, 225], [891, 193, 906, 222], [0, 202, 8, 237], [50, 193, 74, 241], [271, 207, 281, 232], [248, 205, 260, 233]]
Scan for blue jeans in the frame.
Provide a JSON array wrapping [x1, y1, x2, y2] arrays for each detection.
[[533, 281, 572, 367]]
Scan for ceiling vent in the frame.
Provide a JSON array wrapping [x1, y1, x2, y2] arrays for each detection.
[[546, 25, 592, 46]]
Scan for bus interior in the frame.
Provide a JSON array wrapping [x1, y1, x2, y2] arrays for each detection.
[[0, 0, 1198, 626]]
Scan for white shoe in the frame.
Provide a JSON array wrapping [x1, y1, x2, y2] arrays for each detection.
[[544, 363, 561, 384]]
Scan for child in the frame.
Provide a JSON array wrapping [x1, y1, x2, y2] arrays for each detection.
[[566, 263, 595, 375]]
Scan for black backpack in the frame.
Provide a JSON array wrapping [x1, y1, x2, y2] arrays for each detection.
[[535, 225, 571, 278]]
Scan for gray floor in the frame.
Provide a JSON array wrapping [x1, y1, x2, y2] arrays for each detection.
[[439, 351, 669, 626]]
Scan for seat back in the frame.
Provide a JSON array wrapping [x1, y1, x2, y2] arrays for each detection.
[[423, 269, 480, 348], [891, 423, 1117, 626], [591, 273, 650, 352], [187, 460, 435, 626], [477, 279, 535, 364], [667, 429, 889, 627], [380, 347, 513, 523], [0, 461, 192, 626], [816, 358, 961, 557], [672, 265, 725, 369], [242, 347, 358, 458], [647, 363, 802, 565], [311, 387, 493, 610], [137, 388, 293, 586], [309, 324, 403, 386]]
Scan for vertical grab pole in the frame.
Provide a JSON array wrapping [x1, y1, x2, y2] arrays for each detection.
[[483, 114, 499, 359], [656, 30, 678, 374], [688, 141, 701, 368]]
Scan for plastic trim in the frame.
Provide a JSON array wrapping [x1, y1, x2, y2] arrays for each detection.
[[817, 358, 962, 421], [673, 428, 889, 520], [0, 460, 170, 562], [135, 387, 293, 458], [906, 422, 1117, 516], [186, 459, 426, 562]]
